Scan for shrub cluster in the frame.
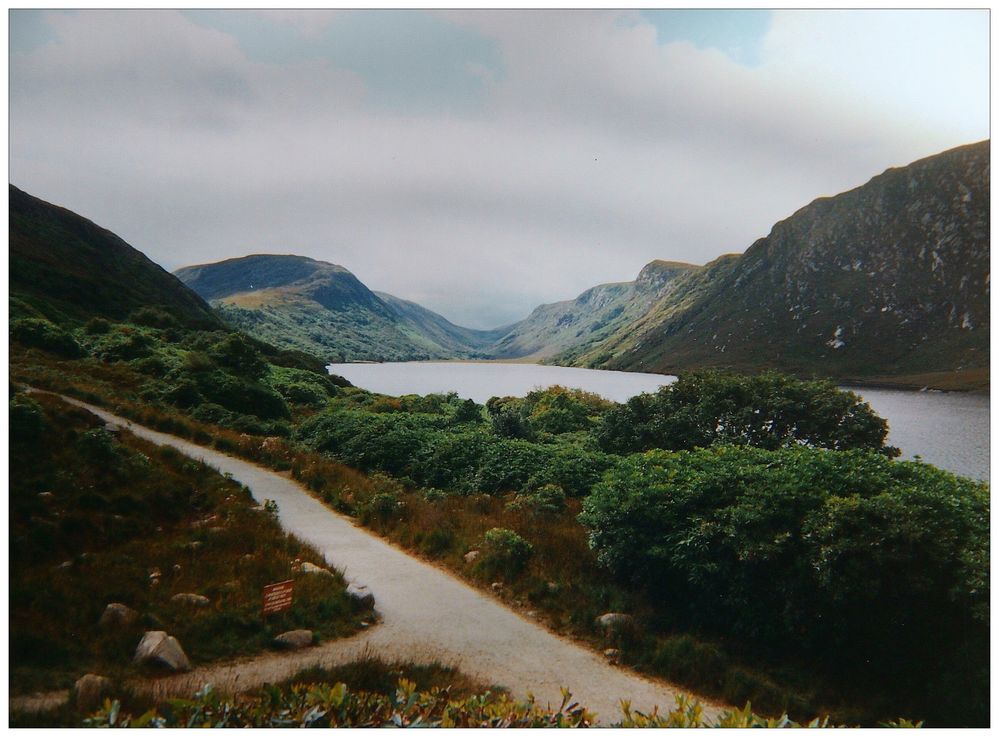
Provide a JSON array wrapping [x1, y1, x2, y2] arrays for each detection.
[[579, 445, 988, 724]]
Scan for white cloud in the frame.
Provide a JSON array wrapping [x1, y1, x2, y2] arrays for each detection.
[[9, 9, 989, 328]]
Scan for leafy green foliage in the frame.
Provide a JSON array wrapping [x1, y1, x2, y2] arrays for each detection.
[[478, 528, 534, 580], [579, 445, 988, 723], [10, 317, 83, 358], [506, 484, 566, 516], [79, 680, 917, 728], [596, 371, 895, 455]]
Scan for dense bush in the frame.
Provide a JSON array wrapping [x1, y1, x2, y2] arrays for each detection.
[[596, 371, 896, 455], [269, 366, 338, 406], [477, 527, 534, 580], [10, 317, 83, 358], [506, 484, 566, 516], [579, 445, 988, 723]]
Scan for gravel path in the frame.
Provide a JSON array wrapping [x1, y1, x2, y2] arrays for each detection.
[[14, 393, 726, 723]]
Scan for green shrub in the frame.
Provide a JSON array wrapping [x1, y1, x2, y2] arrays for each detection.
[[11, 318, 83, 358], [649, 634, 729, 692], [129, 306, 179, 329], [579, 445, 988, 723], [506, 484, 566, 516], [478, 527, 533, 580], [595, 371, 896, 456], [10, 394, 49, 446]]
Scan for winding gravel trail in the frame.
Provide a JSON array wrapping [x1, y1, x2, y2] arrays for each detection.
[[17, 394, 726, 723]]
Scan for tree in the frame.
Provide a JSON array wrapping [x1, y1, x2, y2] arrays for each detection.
[[595, 371, 896, 456]]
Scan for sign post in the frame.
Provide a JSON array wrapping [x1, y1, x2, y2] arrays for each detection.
[[262, 579, 294, 620]]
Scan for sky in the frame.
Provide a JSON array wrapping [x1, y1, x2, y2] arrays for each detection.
[[9, 9, 990, 329]]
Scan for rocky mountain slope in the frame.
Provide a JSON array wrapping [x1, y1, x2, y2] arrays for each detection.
[[10, 186, 220, 329], [175, 255, 502, 362], [488, 261, 699, 359], [557, 141, 990, 387]]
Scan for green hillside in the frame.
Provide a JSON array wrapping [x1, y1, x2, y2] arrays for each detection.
[[176, 255, 503, 363], [10, 186, 220, 329]]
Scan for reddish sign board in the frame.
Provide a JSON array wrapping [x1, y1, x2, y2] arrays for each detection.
[[262, 579, 294, 616]]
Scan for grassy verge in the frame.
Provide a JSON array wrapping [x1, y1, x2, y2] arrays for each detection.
[[10, 390, 368, 697]]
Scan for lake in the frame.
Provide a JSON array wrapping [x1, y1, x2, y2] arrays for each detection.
[[328, 361, 990, 481]]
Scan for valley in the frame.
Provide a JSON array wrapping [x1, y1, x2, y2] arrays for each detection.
[[175, 141, 989, 390]]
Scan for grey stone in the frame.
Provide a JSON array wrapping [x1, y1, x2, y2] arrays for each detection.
[[170, 593, 210, 607], [463, 550, 480, 564], [603, 648, 621, 663], [72, 673, 112, 713], [98, 603, 139, 629], [595, 612, 635, 633], [300, 561, 333, 576], [133, 631, 191, 672], [273, 629, 314, 650], [346, 582, 375, 609]]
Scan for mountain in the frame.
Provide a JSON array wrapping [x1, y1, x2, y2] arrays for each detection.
[[489, 261, 699, 359], [175, 254, 502, 362], [557, 141, 990, 388], [9, 185, 220, 329]]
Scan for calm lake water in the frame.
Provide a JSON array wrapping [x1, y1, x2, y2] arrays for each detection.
[[328, 362, 990, 481]]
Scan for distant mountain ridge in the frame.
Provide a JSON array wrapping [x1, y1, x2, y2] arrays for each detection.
[[175, 254, 504, 362], [488, 261, 699, 359]]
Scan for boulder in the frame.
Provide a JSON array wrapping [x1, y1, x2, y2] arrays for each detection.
[[170, 593, 210, 607], [72, 673, 112, 713], [133, 631, 191, 672], [98, 603, 139, 629], [300, 561, 333, 576], [603, 648, 621, 664], [346, 583, 375, 610], [595, 612, 635, 633], [273, 629, 314, 650], [463, 550, 480, 564]]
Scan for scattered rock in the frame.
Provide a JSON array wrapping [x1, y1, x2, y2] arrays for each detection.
[[463, 550, 480, 564], [98, 603, 139, 629], [603, 648, 621, 664], [103, 422, 122, 434], [173, 564, 182, 573], [490, 582, 503, 592], [190, 515, 219, 529], [595, 612, 635, 633], [38, 491, 54, 501], [300, 561, 333, 576], [133, 631, 191, 672], [273, 629, 314, 650], [184, 542, 203, 552], [170, 593, 210, 607], [72, 673, 113, 712], [54, 560, 73, 571], [346, 582, 375, 609]]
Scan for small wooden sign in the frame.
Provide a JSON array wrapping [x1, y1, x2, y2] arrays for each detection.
[[262, 579, 294, 616]]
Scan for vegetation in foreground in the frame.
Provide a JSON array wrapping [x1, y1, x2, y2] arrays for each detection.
[[9, 390, 366, 695], [76, 669, 920, 728], [13, 329, 988, 726]]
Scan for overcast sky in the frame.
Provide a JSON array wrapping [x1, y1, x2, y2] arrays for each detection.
[[10, 9, 989, 328]]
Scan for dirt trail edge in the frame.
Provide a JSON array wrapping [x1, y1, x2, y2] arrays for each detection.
[[14, 393, 726, 723]]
